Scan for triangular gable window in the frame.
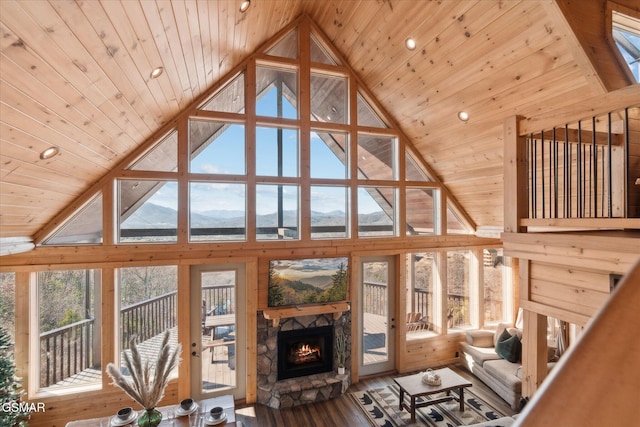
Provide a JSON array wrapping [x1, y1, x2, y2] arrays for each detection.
[[357, 93, 387, 128], [265, 28, 298, 59], [612, 10, 640, 82], [200, 73, 245, 113], [40, 16, 474, 246], [406, 152, 431, 182], [256, 65, 298, 119], [311, 33, 339, 65], [127, 130, 178, 172], [43, 193, 103, 245], [447, 204, 471, 234]]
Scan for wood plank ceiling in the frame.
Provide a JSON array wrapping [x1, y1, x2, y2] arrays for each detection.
[[0, 0, 636, 241]]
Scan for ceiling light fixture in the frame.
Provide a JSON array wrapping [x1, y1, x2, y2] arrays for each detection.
[[457, 111, 470, 122], [239, 0, 251, 13], [150, 66, 164, 79], [405, 38, 416, 51], [40, 146, 59, 160]]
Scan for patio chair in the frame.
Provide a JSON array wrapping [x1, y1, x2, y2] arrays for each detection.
[[406, 312, 428, 333]]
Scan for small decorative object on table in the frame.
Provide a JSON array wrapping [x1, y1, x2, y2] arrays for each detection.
[[107, 330, 182, 427], [422, 368, 441, 386]]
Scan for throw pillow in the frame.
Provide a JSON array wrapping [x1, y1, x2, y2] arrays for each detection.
[[495, 329, 522, 363], [466, 330, 494, 347]]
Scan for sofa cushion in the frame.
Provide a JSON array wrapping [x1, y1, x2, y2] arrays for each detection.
[[484, 359, 522, 392], [466, 330, 495, 347], [460, 342, 502, 367], [493, 322, 512, 345], [495, 329, 521, 363], [506, 327, 522, 340]]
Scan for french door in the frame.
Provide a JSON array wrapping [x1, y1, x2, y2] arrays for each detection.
[[190, 263, 246, 400], [359, 256, 395, 376]]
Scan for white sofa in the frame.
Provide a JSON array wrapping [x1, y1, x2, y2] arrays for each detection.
[[459, 323, 555, 411]]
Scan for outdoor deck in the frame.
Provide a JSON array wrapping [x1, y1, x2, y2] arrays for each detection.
[[46, 326, 236, 392]]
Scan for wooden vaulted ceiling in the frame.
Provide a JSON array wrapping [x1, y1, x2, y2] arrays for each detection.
[[0, 0, 637, 242]]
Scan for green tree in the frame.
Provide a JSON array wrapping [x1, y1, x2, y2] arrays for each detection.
[[0, 327, 29, 426], [320, 262, 348, 302], [267, 266, 285, 306]]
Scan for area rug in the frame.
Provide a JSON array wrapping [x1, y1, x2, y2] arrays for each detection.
[[349, 384, 507, 427]]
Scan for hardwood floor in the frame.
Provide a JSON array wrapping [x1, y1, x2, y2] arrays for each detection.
[[234, 365, 516, 426]]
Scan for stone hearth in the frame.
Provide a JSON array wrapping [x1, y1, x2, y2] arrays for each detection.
[[256, 311, 352, 409]]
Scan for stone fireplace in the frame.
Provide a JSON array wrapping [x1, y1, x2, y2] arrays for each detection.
[[256, 311, 351, 408]]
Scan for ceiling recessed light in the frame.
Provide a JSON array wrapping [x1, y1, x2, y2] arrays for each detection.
[[150, 67, 164, 79], [405, 38, 416, 50], [240, 0, 251, 12], [457, 111, 470, 122], [40, 146, 59, 160]]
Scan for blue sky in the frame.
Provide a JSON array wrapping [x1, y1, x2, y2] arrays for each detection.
[[140, 87, 383, 216]]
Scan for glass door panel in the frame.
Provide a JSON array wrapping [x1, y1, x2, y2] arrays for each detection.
[[359, 257, 395, 376], [191, 264, 245, 400]]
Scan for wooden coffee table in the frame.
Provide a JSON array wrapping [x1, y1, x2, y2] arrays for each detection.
[[393, 367, 472, 423]]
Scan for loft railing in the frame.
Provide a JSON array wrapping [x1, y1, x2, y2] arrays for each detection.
[[524, 106, 639, 222], [40, 284, 234, 388]]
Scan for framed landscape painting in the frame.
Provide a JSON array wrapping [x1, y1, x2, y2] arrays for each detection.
[[268, 257, 348, 307]]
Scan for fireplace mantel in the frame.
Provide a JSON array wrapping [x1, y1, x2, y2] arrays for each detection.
[[262, 302, 350, 326]]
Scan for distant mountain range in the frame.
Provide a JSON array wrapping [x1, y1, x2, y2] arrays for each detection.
[[122, 203, 392, 228]]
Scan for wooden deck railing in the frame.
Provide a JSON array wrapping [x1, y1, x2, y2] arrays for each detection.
[[363, 282, 469, 328], [40, 318, 95, 388], [40, 284, 235, 388], [120, 291, 177, 350]]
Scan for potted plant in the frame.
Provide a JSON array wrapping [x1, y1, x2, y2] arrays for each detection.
[[335, 330, 347, 375], [107, 330, 181, 427]]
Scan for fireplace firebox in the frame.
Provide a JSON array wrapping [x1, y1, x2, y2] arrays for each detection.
[[277, 326, 334, 380]]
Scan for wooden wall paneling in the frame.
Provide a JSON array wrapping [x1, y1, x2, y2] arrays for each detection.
[[529, 278, 608, 314], [403, 333, 465, 373], [529, 262, 610, 293]]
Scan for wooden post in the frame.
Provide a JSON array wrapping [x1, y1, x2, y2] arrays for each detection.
[[521, 309, 548, 398], [504, 115, 528, 233]]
